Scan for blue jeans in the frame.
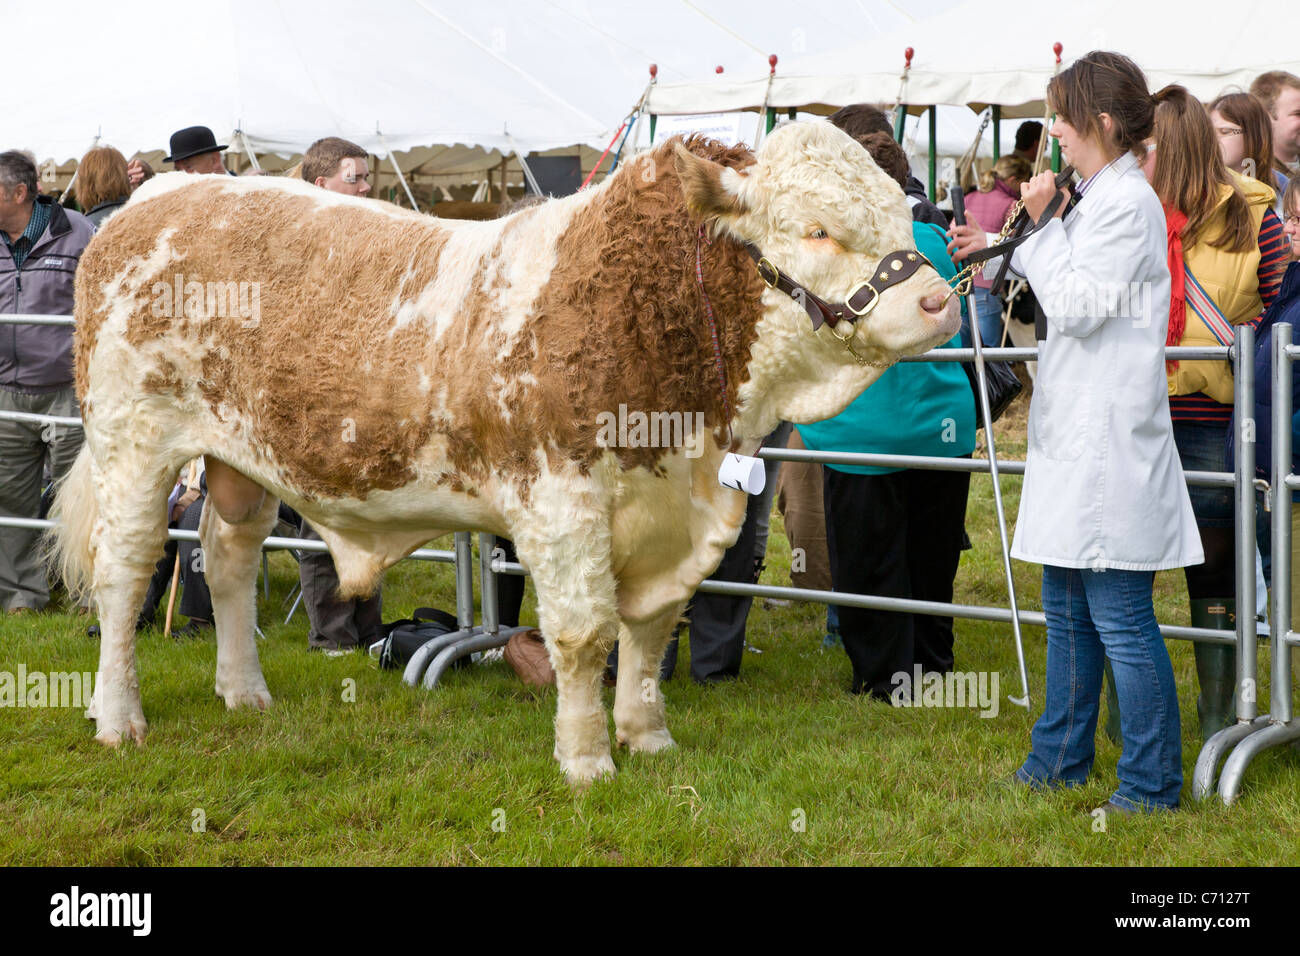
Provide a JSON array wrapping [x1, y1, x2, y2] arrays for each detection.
[[1017, 566, 1182, 810], [1171, 419, 1233, 529], [970, 286, 1004, 348]]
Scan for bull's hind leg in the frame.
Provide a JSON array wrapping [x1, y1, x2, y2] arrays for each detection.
[[201, 489, 279, 710], [89, 459, 178, 746], [613, 602, 685, 754], [513, 513, 620, 789]]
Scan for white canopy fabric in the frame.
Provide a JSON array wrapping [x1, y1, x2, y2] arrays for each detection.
[[8, 0, 962, 166], [647, 0, 1300, 118]]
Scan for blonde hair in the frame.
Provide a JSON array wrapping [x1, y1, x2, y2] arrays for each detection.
[[978, 155, 1032, 193]]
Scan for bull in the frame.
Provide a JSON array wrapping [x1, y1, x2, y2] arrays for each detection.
[[51, 122, 959, 785]]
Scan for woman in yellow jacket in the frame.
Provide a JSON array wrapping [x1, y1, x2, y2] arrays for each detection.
[[1141, 86, 1289, 741]]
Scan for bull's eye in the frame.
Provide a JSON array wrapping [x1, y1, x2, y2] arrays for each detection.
[[810, 228, 829, 240]]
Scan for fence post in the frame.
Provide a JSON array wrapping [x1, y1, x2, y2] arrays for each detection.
[[454, 531, 475, 631], [1271, 325, 1292, 724], [1233, 324, 1257, 723], [478, 532, 499, 635]]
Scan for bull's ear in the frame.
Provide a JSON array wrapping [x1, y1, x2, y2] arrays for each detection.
[[673, 142, 749, 221]]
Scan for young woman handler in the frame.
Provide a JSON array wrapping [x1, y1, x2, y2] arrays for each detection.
[[1004, 52, 1203, 812]]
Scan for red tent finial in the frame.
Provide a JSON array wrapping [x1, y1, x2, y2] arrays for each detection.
[[768, 53, 778, 73], [1053, 42, 1063, 64], [904, 47, 914, 68], [649, 63, 658, 79], [715, 65, 724, 74]]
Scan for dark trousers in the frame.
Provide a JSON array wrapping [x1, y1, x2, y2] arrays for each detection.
[[299, 519, 383, 650], [140, 497, 212, 624], [824, 463, 971, 699], [494, 536, 525, 627]]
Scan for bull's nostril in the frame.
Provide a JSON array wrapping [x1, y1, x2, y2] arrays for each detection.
[[920, 293, 949, 315]]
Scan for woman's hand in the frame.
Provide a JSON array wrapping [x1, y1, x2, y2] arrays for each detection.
[[1021, 171, 1070, 223], [946, 212, 985, 262]]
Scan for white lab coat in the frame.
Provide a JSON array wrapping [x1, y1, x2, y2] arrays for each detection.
[[1006, 152, 1204, 571]]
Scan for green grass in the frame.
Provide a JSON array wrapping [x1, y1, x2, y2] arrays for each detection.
[[2, 399, 1298, 866]]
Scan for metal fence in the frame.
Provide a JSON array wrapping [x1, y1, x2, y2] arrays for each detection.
[[1, 312, 1294, 804]]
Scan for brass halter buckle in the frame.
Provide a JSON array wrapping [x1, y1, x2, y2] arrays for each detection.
[[844, 281, 880, 317], [756, 257, 780, 289]]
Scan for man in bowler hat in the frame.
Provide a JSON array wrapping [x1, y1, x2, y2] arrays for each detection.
[[129, 126, 232, 186]]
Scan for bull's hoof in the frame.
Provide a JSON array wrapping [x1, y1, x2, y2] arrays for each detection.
[[617, 727, 676, 755], [95, 716, 147, 747], [559, 753, 617, 790], [84, 692, 99, 721], [216, 683, 273, 711]]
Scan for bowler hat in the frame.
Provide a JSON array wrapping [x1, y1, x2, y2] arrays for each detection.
[[164, 126, 228, 163]]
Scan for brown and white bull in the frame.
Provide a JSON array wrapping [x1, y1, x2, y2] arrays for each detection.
[[52, 122, 958, 786]]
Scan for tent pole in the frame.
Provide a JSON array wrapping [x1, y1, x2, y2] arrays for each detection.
[[376, 129, 419, 211], [624, 70, 655, 155], [236, 128, 261, 172], [507, 134, 543, 196], [892, 46, 913, 143], [927, 106, 938, 201], [756, 54, 778, 145], [992, 105, 1001, 160], [627, 66, 657, 154]]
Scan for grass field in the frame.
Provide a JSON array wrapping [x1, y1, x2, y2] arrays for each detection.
[[2, 390, 1298, 866]]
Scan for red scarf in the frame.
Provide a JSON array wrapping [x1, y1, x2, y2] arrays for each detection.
[[1164, 204, 1188, 372]]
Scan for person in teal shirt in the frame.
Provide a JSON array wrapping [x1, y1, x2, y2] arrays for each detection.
[[797, 131, 976, 698]]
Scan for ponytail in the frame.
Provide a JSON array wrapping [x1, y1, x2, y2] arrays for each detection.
[[1151, 85, 1254, 253]]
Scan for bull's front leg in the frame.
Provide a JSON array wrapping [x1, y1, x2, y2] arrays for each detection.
[[513, 510, 620, 789]]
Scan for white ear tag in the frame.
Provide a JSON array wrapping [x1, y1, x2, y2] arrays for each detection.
[[718, 453, 766, 495]]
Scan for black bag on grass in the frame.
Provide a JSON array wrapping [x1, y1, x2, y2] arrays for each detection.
[[376, 607, 461, 671]]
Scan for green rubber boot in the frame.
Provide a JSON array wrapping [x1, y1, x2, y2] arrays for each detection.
[[1102, 659, 1121, 745], [1190, 598, 1237, 743]]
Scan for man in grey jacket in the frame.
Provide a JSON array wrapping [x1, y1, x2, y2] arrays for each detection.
[[0, 150, 94, 613]]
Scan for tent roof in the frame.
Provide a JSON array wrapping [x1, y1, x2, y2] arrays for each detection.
[[647, 0, 1300, 117], [10, 0, 963, 165]]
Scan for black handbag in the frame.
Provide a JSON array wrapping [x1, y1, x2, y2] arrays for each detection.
[[375, 606, 461, 671], [963, 356, 1022, 429]]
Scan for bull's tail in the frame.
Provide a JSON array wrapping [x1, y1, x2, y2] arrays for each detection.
[[45, 445, 98, 605]]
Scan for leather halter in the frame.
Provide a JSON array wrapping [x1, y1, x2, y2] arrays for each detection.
[[741, 241, 933, 331]]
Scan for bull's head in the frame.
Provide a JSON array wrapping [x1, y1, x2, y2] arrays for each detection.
[[673, 121, 961, 428]]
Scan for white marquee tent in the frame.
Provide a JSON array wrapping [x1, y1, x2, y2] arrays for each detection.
[[647, 0, 1300, 118], [9, 0, 961, 180]]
